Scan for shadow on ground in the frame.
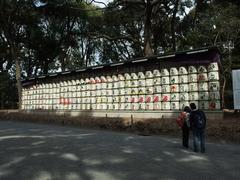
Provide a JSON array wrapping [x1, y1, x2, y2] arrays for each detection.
[[0, 121, 240, 180]]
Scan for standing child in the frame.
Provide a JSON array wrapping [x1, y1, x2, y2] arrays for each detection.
[[176, 106, 191, 148]]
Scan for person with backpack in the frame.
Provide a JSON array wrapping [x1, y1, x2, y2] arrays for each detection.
[[189, 103, 207, 153], [176, 106, 191, 148]]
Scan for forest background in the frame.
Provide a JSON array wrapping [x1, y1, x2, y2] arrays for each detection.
[[0, 0, 239, 109]]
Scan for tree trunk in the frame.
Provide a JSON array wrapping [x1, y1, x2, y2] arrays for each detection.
[[221, 75, 226, 109], [11, 45, 22, 110], [143, 0, 153, 56]]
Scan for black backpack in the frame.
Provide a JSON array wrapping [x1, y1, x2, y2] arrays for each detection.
[[194, 111, 205, 129]]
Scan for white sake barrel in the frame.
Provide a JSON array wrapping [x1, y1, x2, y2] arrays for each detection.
[[124, 88, 131, 95], [209, 81, 220, 91], [138, 79, 146, 87], [101, 76, 107, 83], [131, 80, 138, 87], [124, 73, 131, 80], [198, 73, 208, 82], [189, 74, 198, 82], [113, 81, 119, 89], [138, 95, 145, 103], [138, 87, 146, 94], [145, 95, 153, 103], [96, 90, 101, 96], [96, 97, 101, 103], [153, 102, 161, 110], [72, 98, 76, 104], [106, 89, 113, 96], [162, 85, 170, 93], [146, 78, 154, 86], [146, 103, 153, 110], [154, 86, 161, 93], [101, 96, 107, 103], [118, 81, 125, 88], [91, 97, 96, 104], [179, 67, 188, 75], [96, 103, 101, 110], [119, 103, 124, 110], [86, 91, 91, 97], [209, 101, 221, 110], [154, 77, 161, 85], [125, 103, 131, 110], [101, 83, 107, 89], [91, 91, 96, 97], [91, 104, 96, 110], [170, 84, 179, 93], [131, 96, 138, 103], [146, 87, 154, 94], [138, 72, 145, 79], [153, 69, 161, 77], [113, 89, 119, 96], [139, 103, 145, 110], [77, 92, 81, 97], [125, 80, 131, 88], [208, 62, 219, 71], [125, 96, 131, 103], [171, 93, 179, 101], [162, 94, 170, 102], [119, 88, 124, 95], [131, 103, 139, 110], [119, 96, 125, 103], [199, 92, 209, 100], [198, 101, 209, 110], [101, 103, 106, 110], [145, 71, 153, 78], [161, 102, 170, 110], [180, 93, 189, 101], [107, 104, 113, 110], [170, 76, 179, 84], [209, 91, 220, 100], [131, 73, 138, 80], [179, 84, 189, 92], [198, 82, 208, 91], [188, 66, 197, 74], [208, 71, 219, 81], [112, 96, 119, 103], [161, 69, 169, 76], [189, 92, 199, 101], [118, 74, 125, 80], [171, 102, 179, 110], [101, 89, 107, 96], [77, 104, 81, 110], [82, 104, 86, 110], [86, 104, 91, 110], [106, 83, 112, 89], [198, 66, 207, 73], [170, 67, 178, 76], [179, 101, 190, 110], [189, 83, 198, 91], [107, 97, 113, 103], [161, 76, 170, 84], [153, 94, 161, 103]]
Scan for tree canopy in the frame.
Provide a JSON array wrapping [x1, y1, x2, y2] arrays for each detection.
[[0, 0, 239, 109]]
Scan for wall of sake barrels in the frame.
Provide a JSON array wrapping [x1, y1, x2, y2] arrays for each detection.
[[21, 62, 221, 111]]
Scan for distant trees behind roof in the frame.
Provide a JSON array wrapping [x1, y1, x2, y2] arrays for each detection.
[[0, 0, 239, 109]]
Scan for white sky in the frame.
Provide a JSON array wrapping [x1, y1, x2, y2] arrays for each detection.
[[94, 0, 113, 7]]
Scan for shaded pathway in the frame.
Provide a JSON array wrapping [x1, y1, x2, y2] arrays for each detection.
[[0, 121, 239, 180]]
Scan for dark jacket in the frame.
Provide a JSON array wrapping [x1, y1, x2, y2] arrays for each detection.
[[189, 109, 207, 129]]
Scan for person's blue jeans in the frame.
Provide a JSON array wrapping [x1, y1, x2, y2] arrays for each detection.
[[192, 128, 205, 153]]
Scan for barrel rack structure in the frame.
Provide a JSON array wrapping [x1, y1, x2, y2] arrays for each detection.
[[21, 47, 223, 119]]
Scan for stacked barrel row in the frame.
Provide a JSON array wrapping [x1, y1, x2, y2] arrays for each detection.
[[21, 62, 220, 110]]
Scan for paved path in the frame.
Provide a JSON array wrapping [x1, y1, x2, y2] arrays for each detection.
[[0, 120, 239, 180]]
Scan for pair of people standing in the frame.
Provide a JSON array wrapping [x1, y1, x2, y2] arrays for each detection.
[[176, 103, 206, 153]]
